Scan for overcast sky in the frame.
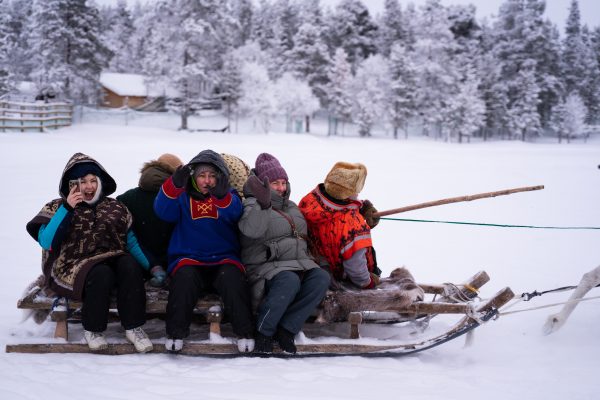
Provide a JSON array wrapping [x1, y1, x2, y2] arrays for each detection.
[[94, 0, 600, 34]]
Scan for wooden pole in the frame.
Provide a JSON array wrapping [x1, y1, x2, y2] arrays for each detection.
[[374, 185, 544, 218]]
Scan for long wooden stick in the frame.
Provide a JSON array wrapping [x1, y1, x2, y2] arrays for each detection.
[[374, 185, 544, 217]]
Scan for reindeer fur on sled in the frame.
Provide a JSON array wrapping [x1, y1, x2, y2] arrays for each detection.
[[317, 267, 425, 322], [543, 265, 600, 334]]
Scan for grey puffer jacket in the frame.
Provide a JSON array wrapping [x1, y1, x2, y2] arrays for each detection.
[[238, 177, 320, 310]]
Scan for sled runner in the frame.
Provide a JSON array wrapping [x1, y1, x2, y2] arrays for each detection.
[[6, 270, 513, 357]]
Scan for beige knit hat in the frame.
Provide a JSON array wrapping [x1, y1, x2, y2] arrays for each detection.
[[157, 153, 183, 173], [324, 162, 367, 200], [221, 153, 250, 197]]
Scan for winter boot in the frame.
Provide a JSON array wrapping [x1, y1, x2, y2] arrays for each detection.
[[165, 337, 184, 352], [254, 332, 274, 354], [275, 327, 296, 354], [84, 330, 108, 351], [125, 327, 154, 353]]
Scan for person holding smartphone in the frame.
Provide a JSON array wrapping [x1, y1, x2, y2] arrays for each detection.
[[26, 152, 154, 352]]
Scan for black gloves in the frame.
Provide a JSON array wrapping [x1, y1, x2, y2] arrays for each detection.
[[172, 165, 192, 188], [360, 200, 380, 229], [209, 172, 231, 199], [245, 175, 271, 209]]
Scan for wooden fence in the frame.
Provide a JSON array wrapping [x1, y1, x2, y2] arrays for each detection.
[[0, 100, 73, 132]]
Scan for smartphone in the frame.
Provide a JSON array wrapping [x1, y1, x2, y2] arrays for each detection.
[[68, 179, 80, 192]]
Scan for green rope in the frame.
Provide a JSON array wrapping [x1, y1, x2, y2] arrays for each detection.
[[381, 217, 600, 230]]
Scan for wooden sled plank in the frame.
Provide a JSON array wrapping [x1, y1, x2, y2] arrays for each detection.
[[419, 270, 489, 297], [17, 285, 221, 314], [6, 287, 515, 358], [5, 342, 403, 356]]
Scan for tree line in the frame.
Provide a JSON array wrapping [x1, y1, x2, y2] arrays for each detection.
[[0, 0, 598, 140]]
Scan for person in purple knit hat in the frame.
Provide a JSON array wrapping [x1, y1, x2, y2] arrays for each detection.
[[238, 153, 330, 354]]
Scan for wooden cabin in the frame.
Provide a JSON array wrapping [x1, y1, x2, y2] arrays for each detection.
[[99, 72, 151, 108]]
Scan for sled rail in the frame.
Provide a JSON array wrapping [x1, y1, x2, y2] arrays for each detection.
[[7, 287, 515, 357], [11, 270, 495, 353]]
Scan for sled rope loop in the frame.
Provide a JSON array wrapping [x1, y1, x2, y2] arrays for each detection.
[[498, 284, 600, 316]]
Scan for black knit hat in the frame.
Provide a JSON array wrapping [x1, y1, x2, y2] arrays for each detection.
[[65, 162, 103, 180]]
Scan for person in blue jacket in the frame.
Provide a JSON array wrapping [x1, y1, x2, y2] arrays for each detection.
[[154, 149, 255, 353], [26, 153, 155, 353]]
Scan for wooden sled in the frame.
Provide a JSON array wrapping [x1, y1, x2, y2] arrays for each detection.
[[5, 271, 513, 357]]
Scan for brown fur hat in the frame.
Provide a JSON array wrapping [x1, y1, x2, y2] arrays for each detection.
[[324, 162, 367, 200], [157, 153, 183, 173]]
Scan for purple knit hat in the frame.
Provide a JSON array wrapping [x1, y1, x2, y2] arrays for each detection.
[[255, 153, 288, 182]]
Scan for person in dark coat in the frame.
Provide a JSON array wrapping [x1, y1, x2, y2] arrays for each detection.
[[238, 153, 330, 354], [117, 153, 183, 286], [26, 153, 154, 352], [154, 149, 255, 353]]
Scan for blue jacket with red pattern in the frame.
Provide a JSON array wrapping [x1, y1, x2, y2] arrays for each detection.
[[154, 151, 244, 275]]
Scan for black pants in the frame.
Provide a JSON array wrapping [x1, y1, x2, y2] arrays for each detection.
[[81, 254, 147, 332], [166, 264, 254, 339]]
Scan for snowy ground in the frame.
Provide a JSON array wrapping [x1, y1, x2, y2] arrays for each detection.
[[1, 112, 599, 400]]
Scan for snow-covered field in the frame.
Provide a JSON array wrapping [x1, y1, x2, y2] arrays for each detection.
[[1, 115, 599, 400]]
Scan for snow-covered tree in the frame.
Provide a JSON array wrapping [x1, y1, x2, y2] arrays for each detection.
[[579, 26, 600, 123], [5, 0, 35, 83], [286, 22, 331, 105], [350, 54, 390, 137], [231, 0, 254, 47], [0, 0, 12, 95], [103, 0, 136, 73], [376, 0, 405, 57], [442, 61, 486, 142], [238, 61, 275, 133], [326, 0, 378, 70], [28, 0, 111, 103], [552, 92, 588, 143], [386, 43, 418, 139], [562, 0, 585, 91], [265, 0, 301, 79], [412, 0, 459, 138], [326, 48, 353, 136], [219, 51, 243, 132], [273, 72, 319, 133], [144, 0, 234, 129], [507, 64, 541, 141], [490, 0, 553, 139], [478, 22, 509, 139]]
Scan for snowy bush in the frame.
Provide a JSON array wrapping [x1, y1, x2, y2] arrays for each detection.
[[272, 73, 319, 133], [552, 93, 588, 142]]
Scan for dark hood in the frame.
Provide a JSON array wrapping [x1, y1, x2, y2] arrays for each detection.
[[185, 150, 230, 198], [59, 153, 116, 200]]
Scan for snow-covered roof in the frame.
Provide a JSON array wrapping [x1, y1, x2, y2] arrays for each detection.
[[99, 72, 179, 98], [100, 72, 148, 97], [15, 81, 36, 94]]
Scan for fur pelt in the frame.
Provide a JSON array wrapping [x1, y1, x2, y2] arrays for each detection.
[[20, 274, 52, 324], [317, 267, 425, 322]]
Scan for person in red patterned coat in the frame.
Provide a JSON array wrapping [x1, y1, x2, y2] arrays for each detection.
[[154, 149, 254, 353], [298, 162, 382, 290]]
